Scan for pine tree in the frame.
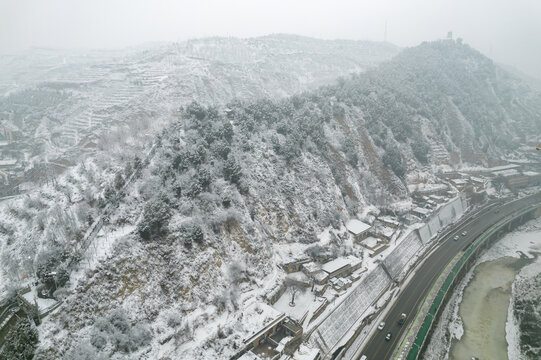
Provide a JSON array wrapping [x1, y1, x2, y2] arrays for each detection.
[[223, 157, 242, 184]]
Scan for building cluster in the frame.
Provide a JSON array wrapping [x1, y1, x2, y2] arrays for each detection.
[[437, 161, 541, 202], [409, 186, 457, 222], [240, 154, 541, 360], [238, 215, 402, 360]]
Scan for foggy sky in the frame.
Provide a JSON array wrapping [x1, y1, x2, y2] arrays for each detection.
[[1, 0, 541, 79]]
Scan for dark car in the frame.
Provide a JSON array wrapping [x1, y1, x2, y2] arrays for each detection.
[[385, 332, 392, 341]]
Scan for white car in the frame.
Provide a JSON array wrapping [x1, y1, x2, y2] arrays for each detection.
[[461, 231, 467, 236], [453, 235, 460, 241], [378, 321, 385, 331]]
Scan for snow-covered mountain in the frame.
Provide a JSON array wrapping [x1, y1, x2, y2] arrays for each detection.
[[1, 38, 541, 359]]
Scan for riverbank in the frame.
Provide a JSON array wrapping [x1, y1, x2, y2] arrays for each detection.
[[422, 216, 541, 360]]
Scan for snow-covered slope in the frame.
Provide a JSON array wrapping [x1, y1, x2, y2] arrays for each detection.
[[1, 38, 541, 359]]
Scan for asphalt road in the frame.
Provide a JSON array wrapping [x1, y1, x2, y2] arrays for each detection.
[[358, 193, 541, 360]]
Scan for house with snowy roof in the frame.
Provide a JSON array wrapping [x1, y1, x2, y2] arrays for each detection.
[[320, 255, 362, 279], [377, 216, 401, 228], [312, 270, 329, 285], [345, 219, 371, 241], [411, 206, 431, 219], [301, 262, 320, 277], [291, 344, 321, 360], [321, 257, 351, 278], [347, 255, 362, 270], [449, 178, 468, 190], [238, 303, 303, 359]]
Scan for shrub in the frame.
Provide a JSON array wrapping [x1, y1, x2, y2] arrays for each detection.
[[137, 197, 171, 241], [181, 223, 204, 245], [1, 319, 38, 360]]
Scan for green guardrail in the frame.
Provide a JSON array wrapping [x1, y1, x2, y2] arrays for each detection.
[[405, 204, 536, 360]]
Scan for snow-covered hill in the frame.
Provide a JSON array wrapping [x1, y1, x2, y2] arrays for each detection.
[[1, 38, 541, 359]]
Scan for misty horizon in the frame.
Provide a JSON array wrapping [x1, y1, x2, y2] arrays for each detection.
[[1, 0, 541, 79]]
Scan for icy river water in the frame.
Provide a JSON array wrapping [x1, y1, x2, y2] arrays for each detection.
[[449, 256, 528, 360]]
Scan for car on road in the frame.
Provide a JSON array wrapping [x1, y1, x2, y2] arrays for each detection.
[[461, 231, 467, 236], [453, 235, 460, 241], [377, 321, 385, 331], [385, 332, 392, 341], [398, 313, 407, 325]]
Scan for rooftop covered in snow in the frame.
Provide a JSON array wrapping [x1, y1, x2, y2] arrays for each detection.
[[243, 302, 285, 345], [488, 164, 521, 172], [345, 219, 371, 235], [292, 344, 321, 360], [412, 207, 431, 216], [321, 257, 351, 275]]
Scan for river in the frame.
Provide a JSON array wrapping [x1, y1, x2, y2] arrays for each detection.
[[449, 256, 530, 360]]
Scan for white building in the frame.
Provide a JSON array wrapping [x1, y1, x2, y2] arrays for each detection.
[[345, 219, 371, 240]]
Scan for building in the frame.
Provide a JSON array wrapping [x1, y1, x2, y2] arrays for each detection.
[[426, 199, 437, 208], [292, 344, 321, 360], [449, 178, 468, 190], [238, 352, 263, 360], [320, 255, 363, 280], [488, 164, 521, 174], [330, 277, 346, 291], [241, 316, 303, 360], [301, 262, 320, 277], [313, 283, 328, 296], [429, 195, 446, 204], [0, 158, 17, 169], [346, 255, 362, 272], [359, 236, 380, 250], [281, 258, 311, 274], [492, 169, 520, 178], [377, 216, 401, 228], [345, 219, 371, 241], [312, 271, 329, 285], [411, 207, 431, 219], [321, 257, 351, 278], [401, 213, 421, 225], [504, 171, 541, 189], [243, 303, 286, 349], [349, 272, 362, 283], [371, 224, 396, 241], [469, 176, 487, 188]]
